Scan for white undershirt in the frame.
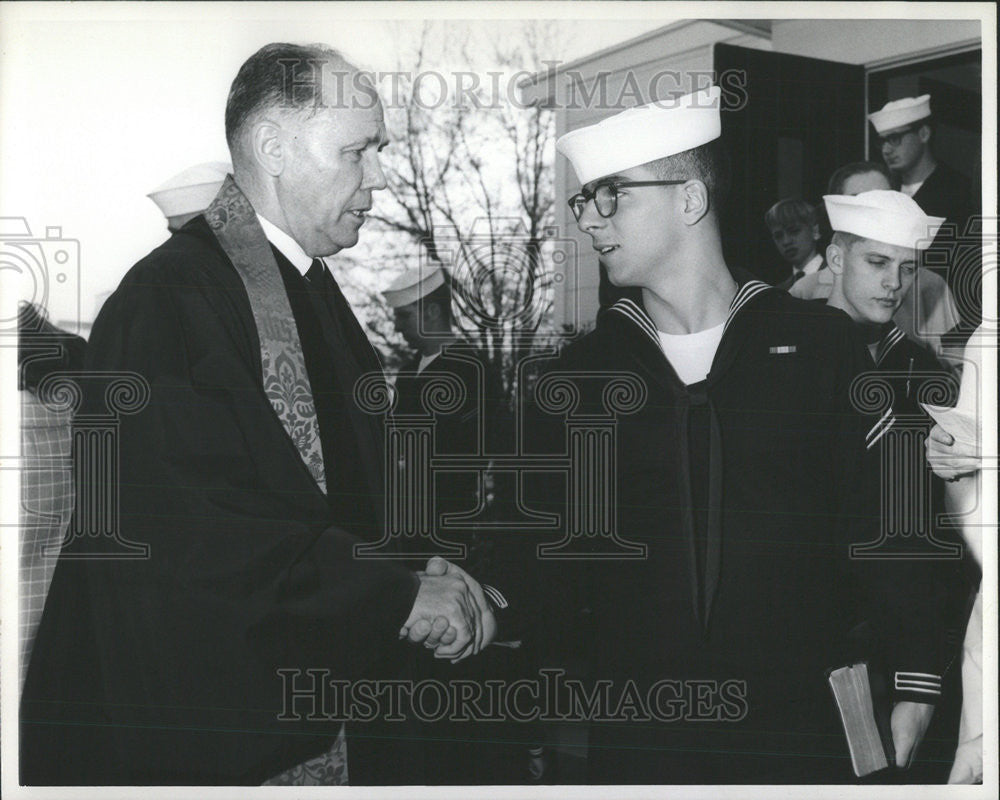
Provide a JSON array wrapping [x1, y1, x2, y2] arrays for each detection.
[[900, 179, 926, 198], [656, 321, 725, 385]]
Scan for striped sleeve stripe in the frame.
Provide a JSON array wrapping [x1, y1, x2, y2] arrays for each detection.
[[609, 299, 659, 347], [895, 673, 942, 694], [895, 685, 941, 696], [483, 584, 509, 610]]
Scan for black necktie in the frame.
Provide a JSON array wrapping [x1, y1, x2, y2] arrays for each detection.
[[306, 258, 326, 285]]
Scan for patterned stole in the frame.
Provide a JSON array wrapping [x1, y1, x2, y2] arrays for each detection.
[[205, 179, 348, 784], [204, 177, 326, 493]]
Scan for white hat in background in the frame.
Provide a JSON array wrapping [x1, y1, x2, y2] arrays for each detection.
[[823, 190, 945, 250], [556, 86, 722, 186], [383, 266, 446, 308], [867, 95, 932, 135], [147, 161, 231, 218]]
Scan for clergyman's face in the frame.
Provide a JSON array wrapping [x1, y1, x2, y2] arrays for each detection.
[[575, 163, 681, 289], [830, 237, 917, 325], [276, 82, 388, 257]]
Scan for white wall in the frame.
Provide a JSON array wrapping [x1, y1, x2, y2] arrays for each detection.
[[771, 19, 981, 65]]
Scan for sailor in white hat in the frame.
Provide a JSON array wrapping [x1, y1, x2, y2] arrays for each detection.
[[546, 88, 946, 783], [557, 85, 732, 347], [822, 191, 969, 761], [790, 162, 960, 362], [148, 161, 231, 232], [868, 94, 979, 341], [868, 95, 935, 196], [868, 95, 973, 224], [824, 189, 945, 333], [823, 188, 954, 464], [383, 265, 455, 373]]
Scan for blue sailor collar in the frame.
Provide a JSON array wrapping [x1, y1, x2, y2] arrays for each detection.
[[606, 277, 775, 350]]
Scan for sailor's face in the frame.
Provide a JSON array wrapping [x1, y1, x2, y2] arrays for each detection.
[[834, 237, 917, 325], [277, 81, 388, 257], [393, 302, 423, 350], [880, 124, 925, 175], [575, 164, 679, 288]]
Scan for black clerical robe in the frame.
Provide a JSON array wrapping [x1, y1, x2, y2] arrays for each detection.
[[526, 276, 951, 783], [20, 216, 424, 785]]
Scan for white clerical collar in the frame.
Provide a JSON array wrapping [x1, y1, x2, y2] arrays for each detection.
[[256, 213, 313, 276], [800, 252, 824, 277]]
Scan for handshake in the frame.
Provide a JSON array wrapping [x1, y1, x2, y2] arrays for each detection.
[[400, 556, 497, 662]]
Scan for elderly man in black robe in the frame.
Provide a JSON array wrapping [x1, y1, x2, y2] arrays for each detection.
[[21, 43, 495, 786]]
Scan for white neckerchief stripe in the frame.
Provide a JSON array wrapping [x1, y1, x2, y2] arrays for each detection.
[[866, 411, 895, 450], [866, 407, 894, 443], [876, 325, 906, 365]]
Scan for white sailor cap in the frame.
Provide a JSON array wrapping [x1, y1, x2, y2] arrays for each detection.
[[556, 86, 722, 186], [383, 266, 446, 308], [823, 190, 945, 250], [147, 162, 231, 218], [867, 95, 931, 135]]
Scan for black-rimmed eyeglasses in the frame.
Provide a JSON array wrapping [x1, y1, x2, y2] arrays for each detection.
[[568, 180, 688, 221], [877, 125, 920, 148]]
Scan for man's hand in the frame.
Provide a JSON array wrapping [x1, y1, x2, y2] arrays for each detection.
[[925, 425, 979, 480], [399, 557, 496, 662], [401, 563, 482, 656], [423, 557, 497, 661], [891, 701, 934, 769]]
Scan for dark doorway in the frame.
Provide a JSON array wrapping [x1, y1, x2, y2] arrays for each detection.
[[713, 43, 866, 285]]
